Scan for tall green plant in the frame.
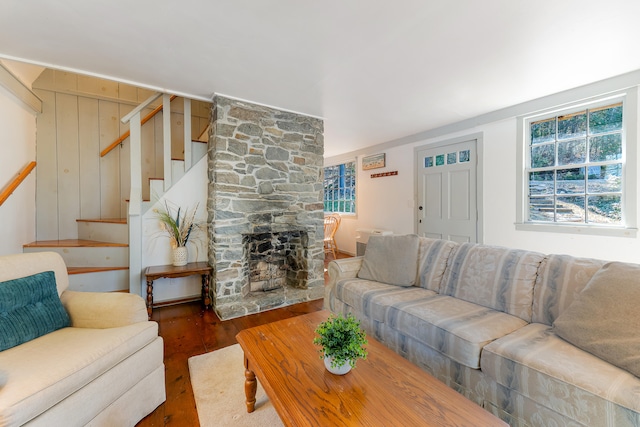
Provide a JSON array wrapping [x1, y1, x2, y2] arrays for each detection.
[[313, 313, 368, 369]]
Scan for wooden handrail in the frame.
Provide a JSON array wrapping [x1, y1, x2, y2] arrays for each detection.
[[0, 161, 36, 206], [100, 95, 177, 157]]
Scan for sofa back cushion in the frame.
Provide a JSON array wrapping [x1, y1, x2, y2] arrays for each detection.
[[358, 234, 420, 286], [0, 252, 69, 296], [417, 237, 458, 292], [532, 254, 606, 326], [440, 243, 544, 321], [553, 261, 640, 378], [0, 271, 71, 351]]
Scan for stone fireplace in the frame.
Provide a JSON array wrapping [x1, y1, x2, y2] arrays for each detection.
[[208, 96, 324, 320]]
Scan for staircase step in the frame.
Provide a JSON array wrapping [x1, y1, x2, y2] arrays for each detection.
[[172, 159, 185, 182], [150, 178, 164, 200], [23, 240, 128, 268], [67, 266, 129, 274], [192, 140, 208, 164], [67, 267, 129, 292], [77, 218, 128, 244]]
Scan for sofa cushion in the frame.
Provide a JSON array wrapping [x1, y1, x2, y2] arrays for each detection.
[[440, 243, 544, 321], [358, 234, 420, 286], [0, 321, 159, 426], [333, 278, 436, 322], [553, 262, 640, 378], [417, 238, 458, 292], [482, 323, 640, 425], [0, 271, 70, 351], [532, 254, 606, 326], [386, 295, 528, 369]]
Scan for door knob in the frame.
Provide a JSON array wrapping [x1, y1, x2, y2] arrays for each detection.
[[418, 206, 423, 211]]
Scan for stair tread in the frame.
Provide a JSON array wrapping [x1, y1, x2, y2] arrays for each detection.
[[23, 239, 129, 248], [67, 266, 129, 275], [76, 218, 127, 224]]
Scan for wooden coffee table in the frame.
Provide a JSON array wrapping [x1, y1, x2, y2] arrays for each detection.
[[236, 310, 507, 426]]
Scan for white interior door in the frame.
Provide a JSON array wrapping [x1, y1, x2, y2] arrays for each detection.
[[416, 139, 477, 243]]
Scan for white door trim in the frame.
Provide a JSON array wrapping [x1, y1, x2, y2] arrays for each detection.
[[413, 132, 484, 243]]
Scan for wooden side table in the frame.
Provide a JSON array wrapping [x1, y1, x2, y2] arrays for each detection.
[[144, 262, 213, 319]]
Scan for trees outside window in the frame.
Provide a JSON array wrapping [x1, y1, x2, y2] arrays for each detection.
[[324, 162, 356, 214]]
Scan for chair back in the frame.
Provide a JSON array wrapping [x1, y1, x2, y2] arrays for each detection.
[[324, 214, 341, 238]]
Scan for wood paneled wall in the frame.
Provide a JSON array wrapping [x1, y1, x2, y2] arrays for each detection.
[[33, 70, 210, 241]]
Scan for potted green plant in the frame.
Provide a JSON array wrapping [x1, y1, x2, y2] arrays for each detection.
[[313, 313, 368, 375]]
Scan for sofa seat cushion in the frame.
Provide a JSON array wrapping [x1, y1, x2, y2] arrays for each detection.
[[386, 295, 527, 369], [0, 321, 158, 426], [482, 323, 640, 424], [333, 278, 435, 322]]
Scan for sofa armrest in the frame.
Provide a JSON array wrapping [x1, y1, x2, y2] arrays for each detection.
[[324, 257, 364, 306], [60, 291, 149, 328]]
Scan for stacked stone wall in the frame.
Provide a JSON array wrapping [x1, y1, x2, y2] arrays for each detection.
[[208, 96, 324, 320]]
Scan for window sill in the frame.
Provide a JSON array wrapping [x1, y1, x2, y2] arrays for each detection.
[[515, 222, 637, 238]]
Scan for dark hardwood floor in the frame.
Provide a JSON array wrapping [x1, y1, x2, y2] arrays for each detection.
[[136, 252, 349, 426]]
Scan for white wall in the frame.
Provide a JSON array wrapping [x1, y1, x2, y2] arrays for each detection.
[[332, 82, 640, 263], [0, 62, 41, 256], [140, 156, 209, 303]]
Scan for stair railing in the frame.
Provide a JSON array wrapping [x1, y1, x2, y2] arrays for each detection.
[[0, 161, 36, 206], [120, 92, 194, 294], [100, 95, 177, 158]]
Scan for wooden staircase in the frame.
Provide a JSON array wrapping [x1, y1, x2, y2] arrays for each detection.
[[23, 219, 130, 292], [25, 92, 210, 293]]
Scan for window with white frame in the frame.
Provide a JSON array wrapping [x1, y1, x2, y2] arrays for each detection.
[[526, 101, 624, 225], [516, 87, 640, 238], [323, 161, 356, 214]]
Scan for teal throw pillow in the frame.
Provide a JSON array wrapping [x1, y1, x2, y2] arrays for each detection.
[[0, 271, 70, 351]]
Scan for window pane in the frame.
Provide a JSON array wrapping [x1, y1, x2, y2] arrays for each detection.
[[589, 134, 622, 161], [587, 164, 622, 193], [587, 195, 621, 224], [558, 112, 586, 140], [531, 143, 555, 168], [447, 153, 456, 164], [424, 157, 433, 168], [557, 168, 585, 194], [436, 154, 445, 166], [459, 150, 470, 162], [531, 118, 555, 144], [529, 196, 555, 222], [556, 196, 585, 222], [589, 104, 622, 134], [557, 138, 586, 165], [529, 171, 554, 195]]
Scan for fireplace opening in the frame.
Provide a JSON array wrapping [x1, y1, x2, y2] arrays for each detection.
[[244, 230, 308, 294]]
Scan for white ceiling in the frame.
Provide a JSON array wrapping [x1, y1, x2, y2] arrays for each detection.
[[2, 0, 640, 157]]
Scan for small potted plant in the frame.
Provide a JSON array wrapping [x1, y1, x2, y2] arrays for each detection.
[[313, 313, 368, 375], [155, 201, 201, 266]]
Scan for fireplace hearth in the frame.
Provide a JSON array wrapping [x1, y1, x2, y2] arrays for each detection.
[[245, 230, 308, 293]]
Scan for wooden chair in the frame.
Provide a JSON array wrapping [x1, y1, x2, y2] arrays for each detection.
[[324, 214, 341, 259]]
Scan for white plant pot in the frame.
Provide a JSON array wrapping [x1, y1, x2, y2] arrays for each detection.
[[172, 246, 188, 266], [324, 356, 352, 375]]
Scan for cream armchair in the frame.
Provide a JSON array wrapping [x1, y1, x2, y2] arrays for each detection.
[[0, 252, 165, 427]]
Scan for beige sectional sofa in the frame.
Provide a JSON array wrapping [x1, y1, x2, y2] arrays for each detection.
[[325, 235, 640, 427], [0, 252, 165, 426]]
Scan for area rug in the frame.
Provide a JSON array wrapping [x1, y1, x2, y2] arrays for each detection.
[[188, 344, 284, 427]]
